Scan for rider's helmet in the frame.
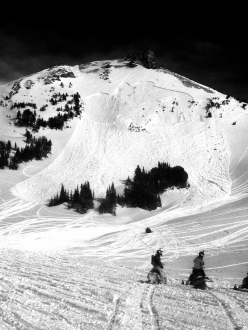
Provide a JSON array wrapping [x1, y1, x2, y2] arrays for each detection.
[[157, 249, 163, 256], [199, 250, 205, 257]]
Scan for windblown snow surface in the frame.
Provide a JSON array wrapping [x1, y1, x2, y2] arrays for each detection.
[[0, 60, 248, 329]]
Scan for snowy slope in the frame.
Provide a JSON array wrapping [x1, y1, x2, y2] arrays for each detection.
[[1, 58, 248, 329], [1, 58, 248, 261], [0, 60, 234, 207]]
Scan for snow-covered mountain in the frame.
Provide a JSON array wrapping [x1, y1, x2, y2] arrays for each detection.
[[1, 58, 248, 329], [1, 59, 247, 206]]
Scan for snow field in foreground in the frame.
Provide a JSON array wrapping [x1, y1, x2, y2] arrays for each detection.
[[0, 249, 248, 330]]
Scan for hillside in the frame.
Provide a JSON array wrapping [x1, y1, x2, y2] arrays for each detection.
[[1, 59, 246, 206], [0, 58, 248, 329]]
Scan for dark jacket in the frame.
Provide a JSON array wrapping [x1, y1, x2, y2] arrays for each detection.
[[194, 256, 204, 269], [153, 253, 163, 268]]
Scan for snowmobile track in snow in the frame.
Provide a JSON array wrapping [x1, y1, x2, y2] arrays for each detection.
[[107, 282, 160, 330], [207, 290, 248, 330], [107, 284, 132, 330], [1, 249, 248, 329]]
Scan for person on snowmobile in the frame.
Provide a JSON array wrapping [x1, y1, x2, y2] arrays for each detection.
[[150, 249, 166, 282], [187, 251, 206, 285], [193, 250, 206, 278]]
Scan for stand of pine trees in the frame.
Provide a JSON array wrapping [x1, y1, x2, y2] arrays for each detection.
[[0, 131, 52, 170], [119, 162, 188, 211], [50, 92, 68, 105], [16, 109, 73, 131], [98, 162, 188, 214], [16, 109, 37, 126], [48, 182, 94, 214], [15, 92, 82, 131], [98, 183, 117, 215], [47, 162, 188, 215], [11, 102, 37, 110], [11, 137, 52, 167]]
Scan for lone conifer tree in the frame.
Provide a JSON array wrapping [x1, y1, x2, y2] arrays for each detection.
[[98, 183, 117, 215], [59, 184, 68, 203]]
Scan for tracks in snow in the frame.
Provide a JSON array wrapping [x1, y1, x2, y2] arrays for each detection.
[[106, 281, 248, 330], [108, 282, 160, 330], [1, 248, 248, 330], [208, 290, 248, 330]]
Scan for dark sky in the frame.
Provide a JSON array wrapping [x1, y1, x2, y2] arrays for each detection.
[[1, 6, 247, 100]]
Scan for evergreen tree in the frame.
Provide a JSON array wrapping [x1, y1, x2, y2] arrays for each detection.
[[98, 199, 109, 214], [0, 156, 4, 169], [73, 186, 80, 205], [98, 183, 117, 215], [73, 92, 81, 116], [59, 184, 68, 203], [7, 141, 11, 152], [9, 156, 18, 169], [78, 181, 94, 212], [48, 197, 54, 207], [24, 129, 33, 143], [106, 183, 117, 215]]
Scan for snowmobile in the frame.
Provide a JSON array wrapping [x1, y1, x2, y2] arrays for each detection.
[[233, 284, 248, 292], [147, 252, 167, 284], [185, 269, 213, 290], [233, 274, 248, 291], [192, 275, 213, 290], [147, 269, 167, 284]]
